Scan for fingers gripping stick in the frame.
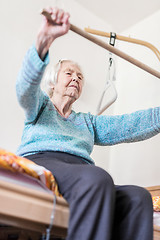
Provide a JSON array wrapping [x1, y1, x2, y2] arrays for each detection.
[[41, 9, 60, 25]]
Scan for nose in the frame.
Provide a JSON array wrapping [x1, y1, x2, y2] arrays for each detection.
[[72, 75, 79, 82], [72, 78, 78, 82]]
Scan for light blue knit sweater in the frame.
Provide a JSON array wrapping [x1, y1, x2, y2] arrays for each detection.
[[16, 45, 160, 163]]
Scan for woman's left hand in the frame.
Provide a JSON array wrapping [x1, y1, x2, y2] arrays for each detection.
[[36, 7, 70, 60]]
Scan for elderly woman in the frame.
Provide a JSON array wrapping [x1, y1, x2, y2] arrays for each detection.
[[16, 7, 156, 240]]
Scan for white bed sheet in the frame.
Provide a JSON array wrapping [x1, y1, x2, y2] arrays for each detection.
[[154, 212, 160, 226]]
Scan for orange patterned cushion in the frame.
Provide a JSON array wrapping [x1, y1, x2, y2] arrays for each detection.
[[153, 196, 160, 212], [0, 148, 61, 196]]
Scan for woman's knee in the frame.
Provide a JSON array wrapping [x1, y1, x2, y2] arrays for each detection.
[[79, 166, 114, 190], [134, 186, 152, 209], [131, 186, 152, 203], [118, 185, 153, 210]]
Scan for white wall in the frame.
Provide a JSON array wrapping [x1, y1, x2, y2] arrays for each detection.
[[0, 0, 113, 169], [109, 10, 160, 187]]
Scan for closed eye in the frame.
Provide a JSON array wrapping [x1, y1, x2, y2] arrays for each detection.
[[66, 72, 71, 75]]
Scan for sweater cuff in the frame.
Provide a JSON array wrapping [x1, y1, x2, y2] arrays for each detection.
[[152, 107, 160, 131], [29, 43, 50, 71]]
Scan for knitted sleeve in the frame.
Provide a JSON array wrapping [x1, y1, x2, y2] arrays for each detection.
[[16, 45, 49, 123], [89, 107, 160, 146]]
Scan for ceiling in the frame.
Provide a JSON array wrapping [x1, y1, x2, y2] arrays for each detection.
[[75, 0, 160, 32]]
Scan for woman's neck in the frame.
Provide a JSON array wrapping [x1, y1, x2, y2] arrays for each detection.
[[51, 93, 74, 118]]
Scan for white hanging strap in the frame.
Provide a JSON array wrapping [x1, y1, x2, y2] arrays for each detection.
[[96, 53, 117, 115]]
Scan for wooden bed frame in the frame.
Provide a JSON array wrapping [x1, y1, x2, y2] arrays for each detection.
[[0, 168, 69, 239], [0, 168, 159, 240]]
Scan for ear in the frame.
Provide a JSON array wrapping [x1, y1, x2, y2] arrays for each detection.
[[49, 82, 55, 89]]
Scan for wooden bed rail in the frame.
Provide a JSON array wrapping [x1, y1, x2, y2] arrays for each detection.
[[41, 10, 160, 79]]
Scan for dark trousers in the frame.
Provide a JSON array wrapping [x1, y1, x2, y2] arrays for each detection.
[[27, 152, 153, 240]]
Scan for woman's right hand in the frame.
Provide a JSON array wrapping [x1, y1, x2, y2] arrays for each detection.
[[36, 7, 70, 60]]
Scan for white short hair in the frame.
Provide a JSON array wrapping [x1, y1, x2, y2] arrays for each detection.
[[42, 59, 83, 98]]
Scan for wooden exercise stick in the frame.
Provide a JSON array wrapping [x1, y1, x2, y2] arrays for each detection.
[[41, 10, 160, 79]]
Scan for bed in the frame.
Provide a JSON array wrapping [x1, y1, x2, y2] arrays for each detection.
[[0, 168, 69, 239], [0, 159, 159, 239]]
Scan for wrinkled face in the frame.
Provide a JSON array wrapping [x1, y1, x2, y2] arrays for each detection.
[[54, 61, 84, 101]]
